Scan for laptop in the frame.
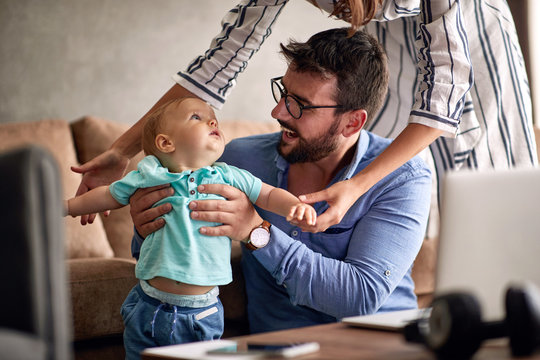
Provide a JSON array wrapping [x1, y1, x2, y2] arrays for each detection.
[[343, 167, 540, 329]]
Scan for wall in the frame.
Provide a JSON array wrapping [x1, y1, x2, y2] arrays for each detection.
[[0, 0, 339, 125]]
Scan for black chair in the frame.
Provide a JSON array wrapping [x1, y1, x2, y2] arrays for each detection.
[[0, 146, 72, 360]]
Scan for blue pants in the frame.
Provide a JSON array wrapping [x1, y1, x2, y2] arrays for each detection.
[[120, 281, 224, 360]]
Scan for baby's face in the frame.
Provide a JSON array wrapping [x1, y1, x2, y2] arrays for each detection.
[[163, 98, 225, 162]]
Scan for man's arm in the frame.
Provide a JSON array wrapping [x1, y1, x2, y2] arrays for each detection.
[[254, 168, 432, 318], [193, 165, 432, 318]]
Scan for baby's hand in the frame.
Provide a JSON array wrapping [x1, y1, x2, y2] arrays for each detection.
[[286, 203, 317, 231]]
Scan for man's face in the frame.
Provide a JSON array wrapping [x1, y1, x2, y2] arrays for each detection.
[[271, 70, 342, 163]]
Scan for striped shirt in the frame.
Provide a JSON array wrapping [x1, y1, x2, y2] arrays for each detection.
[[174, 0, 537, 187]]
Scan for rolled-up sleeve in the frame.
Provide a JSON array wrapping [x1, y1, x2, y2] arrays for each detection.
[[410, 0, 473, 137], [174, 0, 289, 109]]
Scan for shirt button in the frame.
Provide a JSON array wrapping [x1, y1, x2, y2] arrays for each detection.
[[190, 190, 196, 195], [291, 230, 299, 237], [384, 270, 391, 277], [189, 178, 195, 182]]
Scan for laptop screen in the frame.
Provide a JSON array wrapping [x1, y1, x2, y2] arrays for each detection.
[[435, 168, 540, 321]]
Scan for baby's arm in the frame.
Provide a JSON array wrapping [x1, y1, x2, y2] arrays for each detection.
[[255, 183, 316, 231], [65, 185, 123, 217]]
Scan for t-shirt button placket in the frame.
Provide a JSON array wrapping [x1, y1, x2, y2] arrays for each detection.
[[189, 177, 196, 196]]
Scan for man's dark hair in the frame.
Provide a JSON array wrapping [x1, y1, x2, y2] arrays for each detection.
[[280, 27, 388, 120]]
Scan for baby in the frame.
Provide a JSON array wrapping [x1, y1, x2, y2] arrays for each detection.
[[65, 97, 316, 359]]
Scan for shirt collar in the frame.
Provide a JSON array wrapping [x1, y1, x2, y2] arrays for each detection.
[[274, 130, 370, 184], [341, 130, 370, 181], [139, 155, 219, 178]]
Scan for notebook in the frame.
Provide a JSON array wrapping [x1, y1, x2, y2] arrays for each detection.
[[343, 167, 540, 329]]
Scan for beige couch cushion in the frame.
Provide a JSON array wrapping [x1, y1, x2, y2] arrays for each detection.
[[71, 117, 145, 259], [0, 119, 113, 259], [69, 258, 137, 340]]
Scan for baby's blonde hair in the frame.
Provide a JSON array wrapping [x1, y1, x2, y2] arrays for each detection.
[[141, 97, 194, 157]]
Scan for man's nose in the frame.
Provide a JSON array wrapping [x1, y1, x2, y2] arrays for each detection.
[[271, 97, 290, 120]]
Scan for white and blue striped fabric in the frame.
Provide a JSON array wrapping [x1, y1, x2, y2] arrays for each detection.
[[174, 0, 537, 192]]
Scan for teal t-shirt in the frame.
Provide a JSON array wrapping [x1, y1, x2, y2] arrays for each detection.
[[110, 155, 262, 286]]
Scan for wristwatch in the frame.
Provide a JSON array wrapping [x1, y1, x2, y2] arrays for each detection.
[[246, 220, 271, 251]]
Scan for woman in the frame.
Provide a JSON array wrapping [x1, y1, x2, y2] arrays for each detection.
[[72, 0, 536, 231]]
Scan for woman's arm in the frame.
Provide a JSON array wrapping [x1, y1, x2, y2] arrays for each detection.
[[301, 0, 472, 231], [72, 1, 288, 223], [301, 124, 442, 231]]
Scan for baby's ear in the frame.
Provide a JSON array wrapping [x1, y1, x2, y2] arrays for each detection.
[[155, 134, 175, 153]]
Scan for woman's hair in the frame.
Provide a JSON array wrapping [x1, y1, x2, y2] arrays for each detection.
[[309, 0, 383, 35], [280, 28, 388, 121]]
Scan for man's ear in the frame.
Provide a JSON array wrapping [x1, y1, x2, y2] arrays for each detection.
[[342, 109, 367, 138], [155, 134, 175, 153]]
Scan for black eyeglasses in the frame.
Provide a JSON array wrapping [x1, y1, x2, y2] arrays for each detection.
[[271, 76, 343, 119]]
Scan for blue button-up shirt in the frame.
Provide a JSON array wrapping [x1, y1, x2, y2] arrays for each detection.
[[220, 131, 431, 333], [133, 130, 432, 333]]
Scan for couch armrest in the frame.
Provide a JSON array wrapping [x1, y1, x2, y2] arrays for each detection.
[[69, 258, 137, 340], [411, 237, 438, 308]]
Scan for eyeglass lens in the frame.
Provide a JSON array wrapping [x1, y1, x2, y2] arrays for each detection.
[[271, 79, 302, 119]]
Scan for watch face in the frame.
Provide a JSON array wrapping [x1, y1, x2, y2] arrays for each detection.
[[250, 227, 270, 247]]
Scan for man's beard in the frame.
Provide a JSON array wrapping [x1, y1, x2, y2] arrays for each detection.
[[277, 119, 340, 163]]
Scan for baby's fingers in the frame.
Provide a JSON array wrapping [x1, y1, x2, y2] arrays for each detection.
[[294, 206, 307, 222], [306, 208, 317, 226], [286, 205, 300, 222]]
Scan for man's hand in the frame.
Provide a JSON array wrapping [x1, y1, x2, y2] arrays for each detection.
[[129, 184, 174, 238], [299, 179, 367, 232], [189, 184, 262, 242], [71, 148, 130, 225]]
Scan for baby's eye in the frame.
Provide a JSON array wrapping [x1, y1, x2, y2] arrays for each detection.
[[190, 114, 201, 120]]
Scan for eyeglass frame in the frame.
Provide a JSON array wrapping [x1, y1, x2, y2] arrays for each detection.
[[271, 76, 344, 119]]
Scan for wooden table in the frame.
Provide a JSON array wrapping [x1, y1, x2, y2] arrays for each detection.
[[142, 322, 540, 359]]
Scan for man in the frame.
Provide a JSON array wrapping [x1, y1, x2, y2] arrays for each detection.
[[131, 28, 432, 333]]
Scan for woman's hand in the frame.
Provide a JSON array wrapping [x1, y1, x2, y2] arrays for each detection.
[[71, 148, 130, 225], [189, 184, 262, 242], [299, 178, 368, 232], [301, 124, 443, 232]]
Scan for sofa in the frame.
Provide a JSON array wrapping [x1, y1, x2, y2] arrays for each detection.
[[1, 115, 511, 359]]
